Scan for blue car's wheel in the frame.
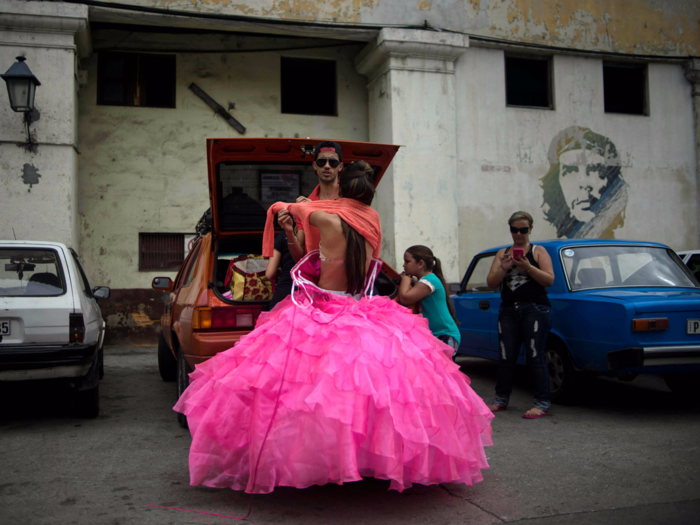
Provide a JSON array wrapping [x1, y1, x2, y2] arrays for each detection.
[[546, 342, 578, 404], [664, 372, 700, 399]]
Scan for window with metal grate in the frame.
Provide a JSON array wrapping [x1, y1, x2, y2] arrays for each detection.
[[139, 233, 185, 272]]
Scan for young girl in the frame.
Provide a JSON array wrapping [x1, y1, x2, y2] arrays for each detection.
[[398, 245, 461, 360]]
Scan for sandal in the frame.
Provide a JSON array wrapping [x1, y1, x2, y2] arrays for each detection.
[[522, 409, 551, 419]]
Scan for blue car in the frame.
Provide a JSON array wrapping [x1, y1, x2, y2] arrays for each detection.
[[452, 239, 700, 402]]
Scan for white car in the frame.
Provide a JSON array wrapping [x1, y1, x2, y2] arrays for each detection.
[[676, 251, 700, 281], [0, 241, 110, 417]]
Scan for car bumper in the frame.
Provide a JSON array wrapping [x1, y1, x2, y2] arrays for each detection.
[[175, 330, 252, 369], [0, 341, 99, 381], [608, 345, 700, 370]]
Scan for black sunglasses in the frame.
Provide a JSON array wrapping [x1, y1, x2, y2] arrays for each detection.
[[315, 158, 340, 168], [510, 226, 530, 234]]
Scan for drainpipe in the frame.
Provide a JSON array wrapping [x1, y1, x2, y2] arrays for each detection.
[[686, 59, 700, 242]]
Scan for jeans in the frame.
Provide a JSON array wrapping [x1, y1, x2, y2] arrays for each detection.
[[494, 302, 552, 412], [437, 335, 460, 362]]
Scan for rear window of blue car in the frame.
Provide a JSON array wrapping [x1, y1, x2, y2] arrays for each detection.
[[561, 245, 698, 290], [0, 248, 66, 297]]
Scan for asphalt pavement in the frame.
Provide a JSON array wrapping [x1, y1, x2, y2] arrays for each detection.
[[1, 345, 699, 524]]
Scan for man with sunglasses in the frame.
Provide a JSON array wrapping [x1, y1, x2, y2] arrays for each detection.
[[278, 141, 343, 261]]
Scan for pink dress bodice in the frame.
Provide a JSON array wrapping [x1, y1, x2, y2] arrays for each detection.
[[289, 249, 383, 306]]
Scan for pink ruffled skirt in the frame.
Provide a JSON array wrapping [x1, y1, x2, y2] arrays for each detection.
[[174, 294, 493, 494]]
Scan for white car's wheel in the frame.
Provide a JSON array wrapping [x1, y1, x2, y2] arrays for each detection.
[[75, 384, 99, 418]]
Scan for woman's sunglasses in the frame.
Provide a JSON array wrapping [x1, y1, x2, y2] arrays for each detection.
[[510, 226, 530, 234], [315, 158, 340, 168]]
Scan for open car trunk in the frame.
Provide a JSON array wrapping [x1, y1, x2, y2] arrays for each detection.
[[205, 138, 401, 306]]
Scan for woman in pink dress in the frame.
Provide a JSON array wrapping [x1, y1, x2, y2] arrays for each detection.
[[174, 161, 493, 494]]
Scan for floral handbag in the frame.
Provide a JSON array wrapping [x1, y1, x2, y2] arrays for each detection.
[[224, 255, 274, 301]]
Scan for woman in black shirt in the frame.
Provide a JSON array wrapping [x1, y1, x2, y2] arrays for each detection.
[[486, 211, 555, 419]]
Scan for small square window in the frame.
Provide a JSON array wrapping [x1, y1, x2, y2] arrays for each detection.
[[604, 62, 647, 115], [139, 233, 185, 272], [281, 57, 337, 116], [505, 56, 553, 109], [98, 52, 176, 108]]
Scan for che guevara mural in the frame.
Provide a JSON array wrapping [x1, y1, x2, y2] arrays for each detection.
[[541, 126, 628, 239]]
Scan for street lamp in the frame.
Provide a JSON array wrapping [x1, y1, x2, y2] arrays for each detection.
[[1, 56, 41, 151]]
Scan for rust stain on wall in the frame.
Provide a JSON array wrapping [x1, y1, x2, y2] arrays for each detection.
[[101, 288, 165, 344], [132, 311, 158, 327], [141, 0, 380, 22], [465, 0, 699, 55]]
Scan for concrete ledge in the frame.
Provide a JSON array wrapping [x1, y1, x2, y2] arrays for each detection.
[[356, 28, 469, 80], [0, 0, 88, 33]]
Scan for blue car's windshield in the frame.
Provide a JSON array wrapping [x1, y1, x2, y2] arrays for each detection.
[[560, 245, 698, 290]]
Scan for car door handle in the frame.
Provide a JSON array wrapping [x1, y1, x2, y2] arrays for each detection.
[[479, 300, 490, 311]]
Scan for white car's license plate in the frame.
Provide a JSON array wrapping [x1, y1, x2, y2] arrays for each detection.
[[0, 320, 9, 336], [687, 319, 700, 334]]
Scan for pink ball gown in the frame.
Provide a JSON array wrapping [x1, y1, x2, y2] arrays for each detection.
[[174, 251, 494, 494]]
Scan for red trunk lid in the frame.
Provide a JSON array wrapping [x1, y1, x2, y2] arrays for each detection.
[[206, 138, 400, 239]]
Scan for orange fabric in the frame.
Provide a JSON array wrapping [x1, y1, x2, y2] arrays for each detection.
[[264, 199, 381, 259], [297, 184, 338, 231], [297, 185, 337, 232]]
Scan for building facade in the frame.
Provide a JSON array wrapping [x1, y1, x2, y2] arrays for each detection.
[[1, 0, 699, 341]]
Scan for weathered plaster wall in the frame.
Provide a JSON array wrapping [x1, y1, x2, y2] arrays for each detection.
[[77, 42, 369, 290], [460, 0, 699, 55], [366, 73, 396, 266], [455, 47, 697, 275], [114, 0, 382, 24], [0, 0, 86, 247], [356, 29, 468, 281], [114, 0, 700, 56]]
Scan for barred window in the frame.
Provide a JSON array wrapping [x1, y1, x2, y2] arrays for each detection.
[[139, 233, 185, 272]]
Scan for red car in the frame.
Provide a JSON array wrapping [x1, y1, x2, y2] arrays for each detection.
[[153, 138, 400, 427]]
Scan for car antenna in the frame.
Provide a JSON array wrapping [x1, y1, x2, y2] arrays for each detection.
[[12, 228, 17, 240]]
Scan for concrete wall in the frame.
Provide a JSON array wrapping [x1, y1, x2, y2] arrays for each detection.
[[77, 42, 369, 290], [455, 46, 697, 275], [0, 1, 86, 246], [113, 0, 700, 56], [357, 29, 468, 281]]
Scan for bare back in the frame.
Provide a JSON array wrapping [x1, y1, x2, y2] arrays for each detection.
[[310, 211, 373, 292]]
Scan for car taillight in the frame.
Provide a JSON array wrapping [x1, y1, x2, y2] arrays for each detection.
[[69, 313, 85, 342], [632, 318, 669, 331], [193, 307, 260, 330]]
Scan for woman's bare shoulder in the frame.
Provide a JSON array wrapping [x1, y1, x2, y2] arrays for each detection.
[[310, 210, 341, 226]]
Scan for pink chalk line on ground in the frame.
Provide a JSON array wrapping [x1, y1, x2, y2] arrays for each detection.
[[147, 501, 253, 520]]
